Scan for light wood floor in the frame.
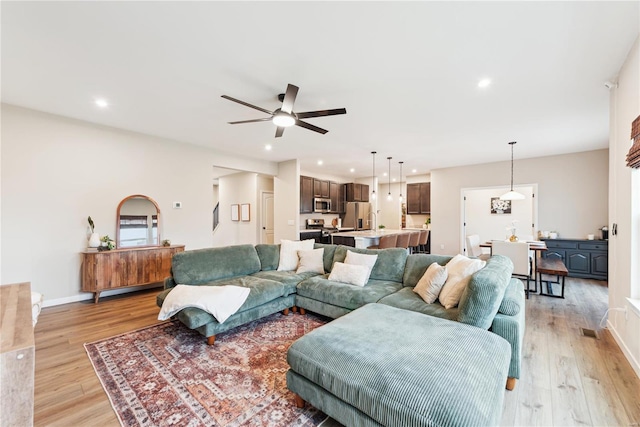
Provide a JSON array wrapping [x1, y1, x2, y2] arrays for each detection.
[[33, 279, 640, 426]]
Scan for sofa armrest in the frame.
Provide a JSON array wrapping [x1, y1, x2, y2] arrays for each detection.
[[490, 302, 525, 380], [164, 276, 177, 289]]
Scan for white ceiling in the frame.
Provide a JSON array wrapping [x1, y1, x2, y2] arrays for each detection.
[[2, 1, 638, 179]]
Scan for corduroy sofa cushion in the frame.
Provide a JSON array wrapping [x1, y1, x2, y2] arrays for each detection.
[[401, 254, 453, 287], [296, 276, 403, 311], [171, 244, 261, 285], [333, 246, 408, 282], [255, 244, 280, 271], [498, 278, 524, 315], [457, 255, 513, 329]]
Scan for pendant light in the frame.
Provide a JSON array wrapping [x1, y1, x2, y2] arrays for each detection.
[[387, 157, 393, 201], [371, 151, 377, 200], [500, 141, 525, 200], [398, 161, 404, 202]]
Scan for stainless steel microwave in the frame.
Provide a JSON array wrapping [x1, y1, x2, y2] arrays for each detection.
[[314, 198, 331, 213]]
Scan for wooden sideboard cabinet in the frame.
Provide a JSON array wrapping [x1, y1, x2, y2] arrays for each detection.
[[1, 282, 35, 427], [81, 245, 185, 303], [541, 239, 608, 281]]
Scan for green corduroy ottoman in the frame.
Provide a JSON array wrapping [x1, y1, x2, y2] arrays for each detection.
[[286, 303, 511, 427]]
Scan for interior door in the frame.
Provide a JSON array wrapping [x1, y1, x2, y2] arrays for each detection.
[[261, 192, 274, 244]]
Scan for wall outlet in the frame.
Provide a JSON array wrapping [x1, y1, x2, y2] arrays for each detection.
[[173, 201, 182, 209], [440, 244, 445, 250]]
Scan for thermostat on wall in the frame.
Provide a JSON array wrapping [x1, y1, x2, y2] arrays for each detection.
[[173, 201, 182, 209]]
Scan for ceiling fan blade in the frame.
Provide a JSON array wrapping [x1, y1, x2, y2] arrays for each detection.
[[296, 108, 347, 119], [228, 117, 273, 124], [275, 126, 285, 138], [295, 120, 328, 134], [221, 95, 274, 115], [281, 84, 299, 114]]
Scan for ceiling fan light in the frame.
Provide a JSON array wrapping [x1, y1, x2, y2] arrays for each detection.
[[500, 190, 525, 200], [272, 113, 295, 127]]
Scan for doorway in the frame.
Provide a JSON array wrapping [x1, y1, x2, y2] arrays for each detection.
[[261, 191, 274, 244], [461, 185, 538, 255]]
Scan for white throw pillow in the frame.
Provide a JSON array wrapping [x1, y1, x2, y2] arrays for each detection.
[[328, 262, 370, 287], [277, 239, 315, 271], [438, 254, 486, 309], [158, 284, 250, 324], [296, 248, 325, 274], [344, 250, 378, 283], [413, 262, 448, 304]]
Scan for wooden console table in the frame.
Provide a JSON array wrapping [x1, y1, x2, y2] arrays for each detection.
[[1, 282, 35, 427], [81, 245, 185, 303]]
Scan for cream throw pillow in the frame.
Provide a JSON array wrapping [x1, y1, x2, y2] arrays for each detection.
[[296, 248, 325, 274], [277, 239, 315, 271], [344, 250, 378, 283], [438, 254, 486, 309], [413, 262, 448, 304], [328, 262, 370, 287]]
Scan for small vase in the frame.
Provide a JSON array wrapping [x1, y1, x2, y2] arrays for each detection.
[[509, 234, 519, 242], [88, 232, 100, 248]]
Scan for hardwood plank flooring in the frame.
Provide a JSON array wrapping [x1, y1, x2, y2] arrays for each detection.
[[32, 279, 640, 426]]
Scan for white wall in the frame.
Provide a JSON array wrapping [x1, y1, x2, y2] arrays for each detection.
[[274, 159, 299, 242], [430, 149, 609, 255], [212, 172, 259, 247], [0, 104, 277, 304], [607, 36, 640, 377]]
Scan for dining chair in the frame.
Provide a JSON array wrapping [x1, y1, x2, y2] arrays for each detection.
[[466, 234, 490, 260], [491, 241, 534, 298], [408, 232, 420, 253], [368, 234, 397, 249], [417, 230, 430, 253], [395, 233, 410, 250]]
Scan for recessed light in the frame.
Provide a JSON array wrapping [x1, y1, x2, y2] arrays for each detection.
[[350, 168, 355, 173], [317, 160, 323, 166], [383, 172, 387, 177], [94, 98, 109, 108], [412, 169, 417, 173], [392, 178, 396, 182], [265, 144, 272, 151], [478, 78, 491, 88]]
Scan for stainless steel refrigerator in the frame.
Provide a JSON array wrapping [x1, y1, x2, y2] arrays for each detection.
[[343, 202, 372, 230]]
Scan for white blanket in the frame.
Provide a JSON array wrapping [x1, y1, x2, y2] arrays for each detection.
[[158, 284, 250, 324]]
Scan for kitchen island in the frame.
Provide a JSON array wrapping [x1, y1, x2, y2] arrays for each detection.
[[331, 229, 415, 249]]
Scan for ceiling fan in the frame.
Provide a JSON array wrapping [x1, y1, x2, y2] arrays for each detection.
[[221, 84, 347, 138]]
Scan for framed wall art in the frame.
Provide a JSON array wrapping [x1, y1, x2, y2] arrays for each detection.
[[491, 198, 511, 214], [241, 203, 250, 221], [231, 204, 240, 221]]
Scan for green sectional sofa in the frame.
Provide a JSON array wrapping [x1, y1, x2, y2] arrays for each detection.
[[157, 242, 525, 389]]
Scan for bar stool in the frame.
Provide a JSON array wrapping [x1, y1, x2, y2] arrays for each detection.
[[408, 232, 420, 254], [417, 230, 429, 253], [395, 233, 410, 250], [368, 234, 397, 249]]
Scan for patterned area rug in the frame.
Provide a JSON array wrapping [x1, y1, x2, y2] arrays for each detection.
[[85, 312, 329, 427]]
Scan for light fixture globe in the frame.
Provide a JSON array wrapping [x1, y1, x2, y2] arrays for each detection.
[[272, 110, 295, 127]]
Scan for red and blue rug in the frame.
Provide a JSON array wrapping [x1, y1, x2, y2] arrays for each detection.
[[85, 312, 328, 427]]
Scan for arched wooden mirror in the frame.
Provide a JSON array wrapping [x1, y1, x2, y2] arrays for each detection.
[[116, 195, 161, 248]]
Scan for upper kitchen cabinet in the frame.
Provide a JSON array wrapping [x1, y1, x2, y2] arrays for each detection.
[[407, 183, 430, 214], [313, 179, 330, 198], [300, 175, 314, 213], [345, 183, 370, 202], [329, 181, 345, 213]]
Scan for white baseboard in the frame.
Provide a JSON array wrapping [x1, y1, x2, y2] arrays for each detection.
[[42, 285, 161, 308], [607, 319, 640, 380]]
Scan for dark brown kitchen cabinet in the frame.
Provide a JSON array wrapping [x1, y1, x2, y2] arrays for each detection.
[[313, 179, 330, 198], [300, 176, 314, 213], [407, 183, 430, 214], [329, 181, 345, 213], [345, 183, 370, 202]]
